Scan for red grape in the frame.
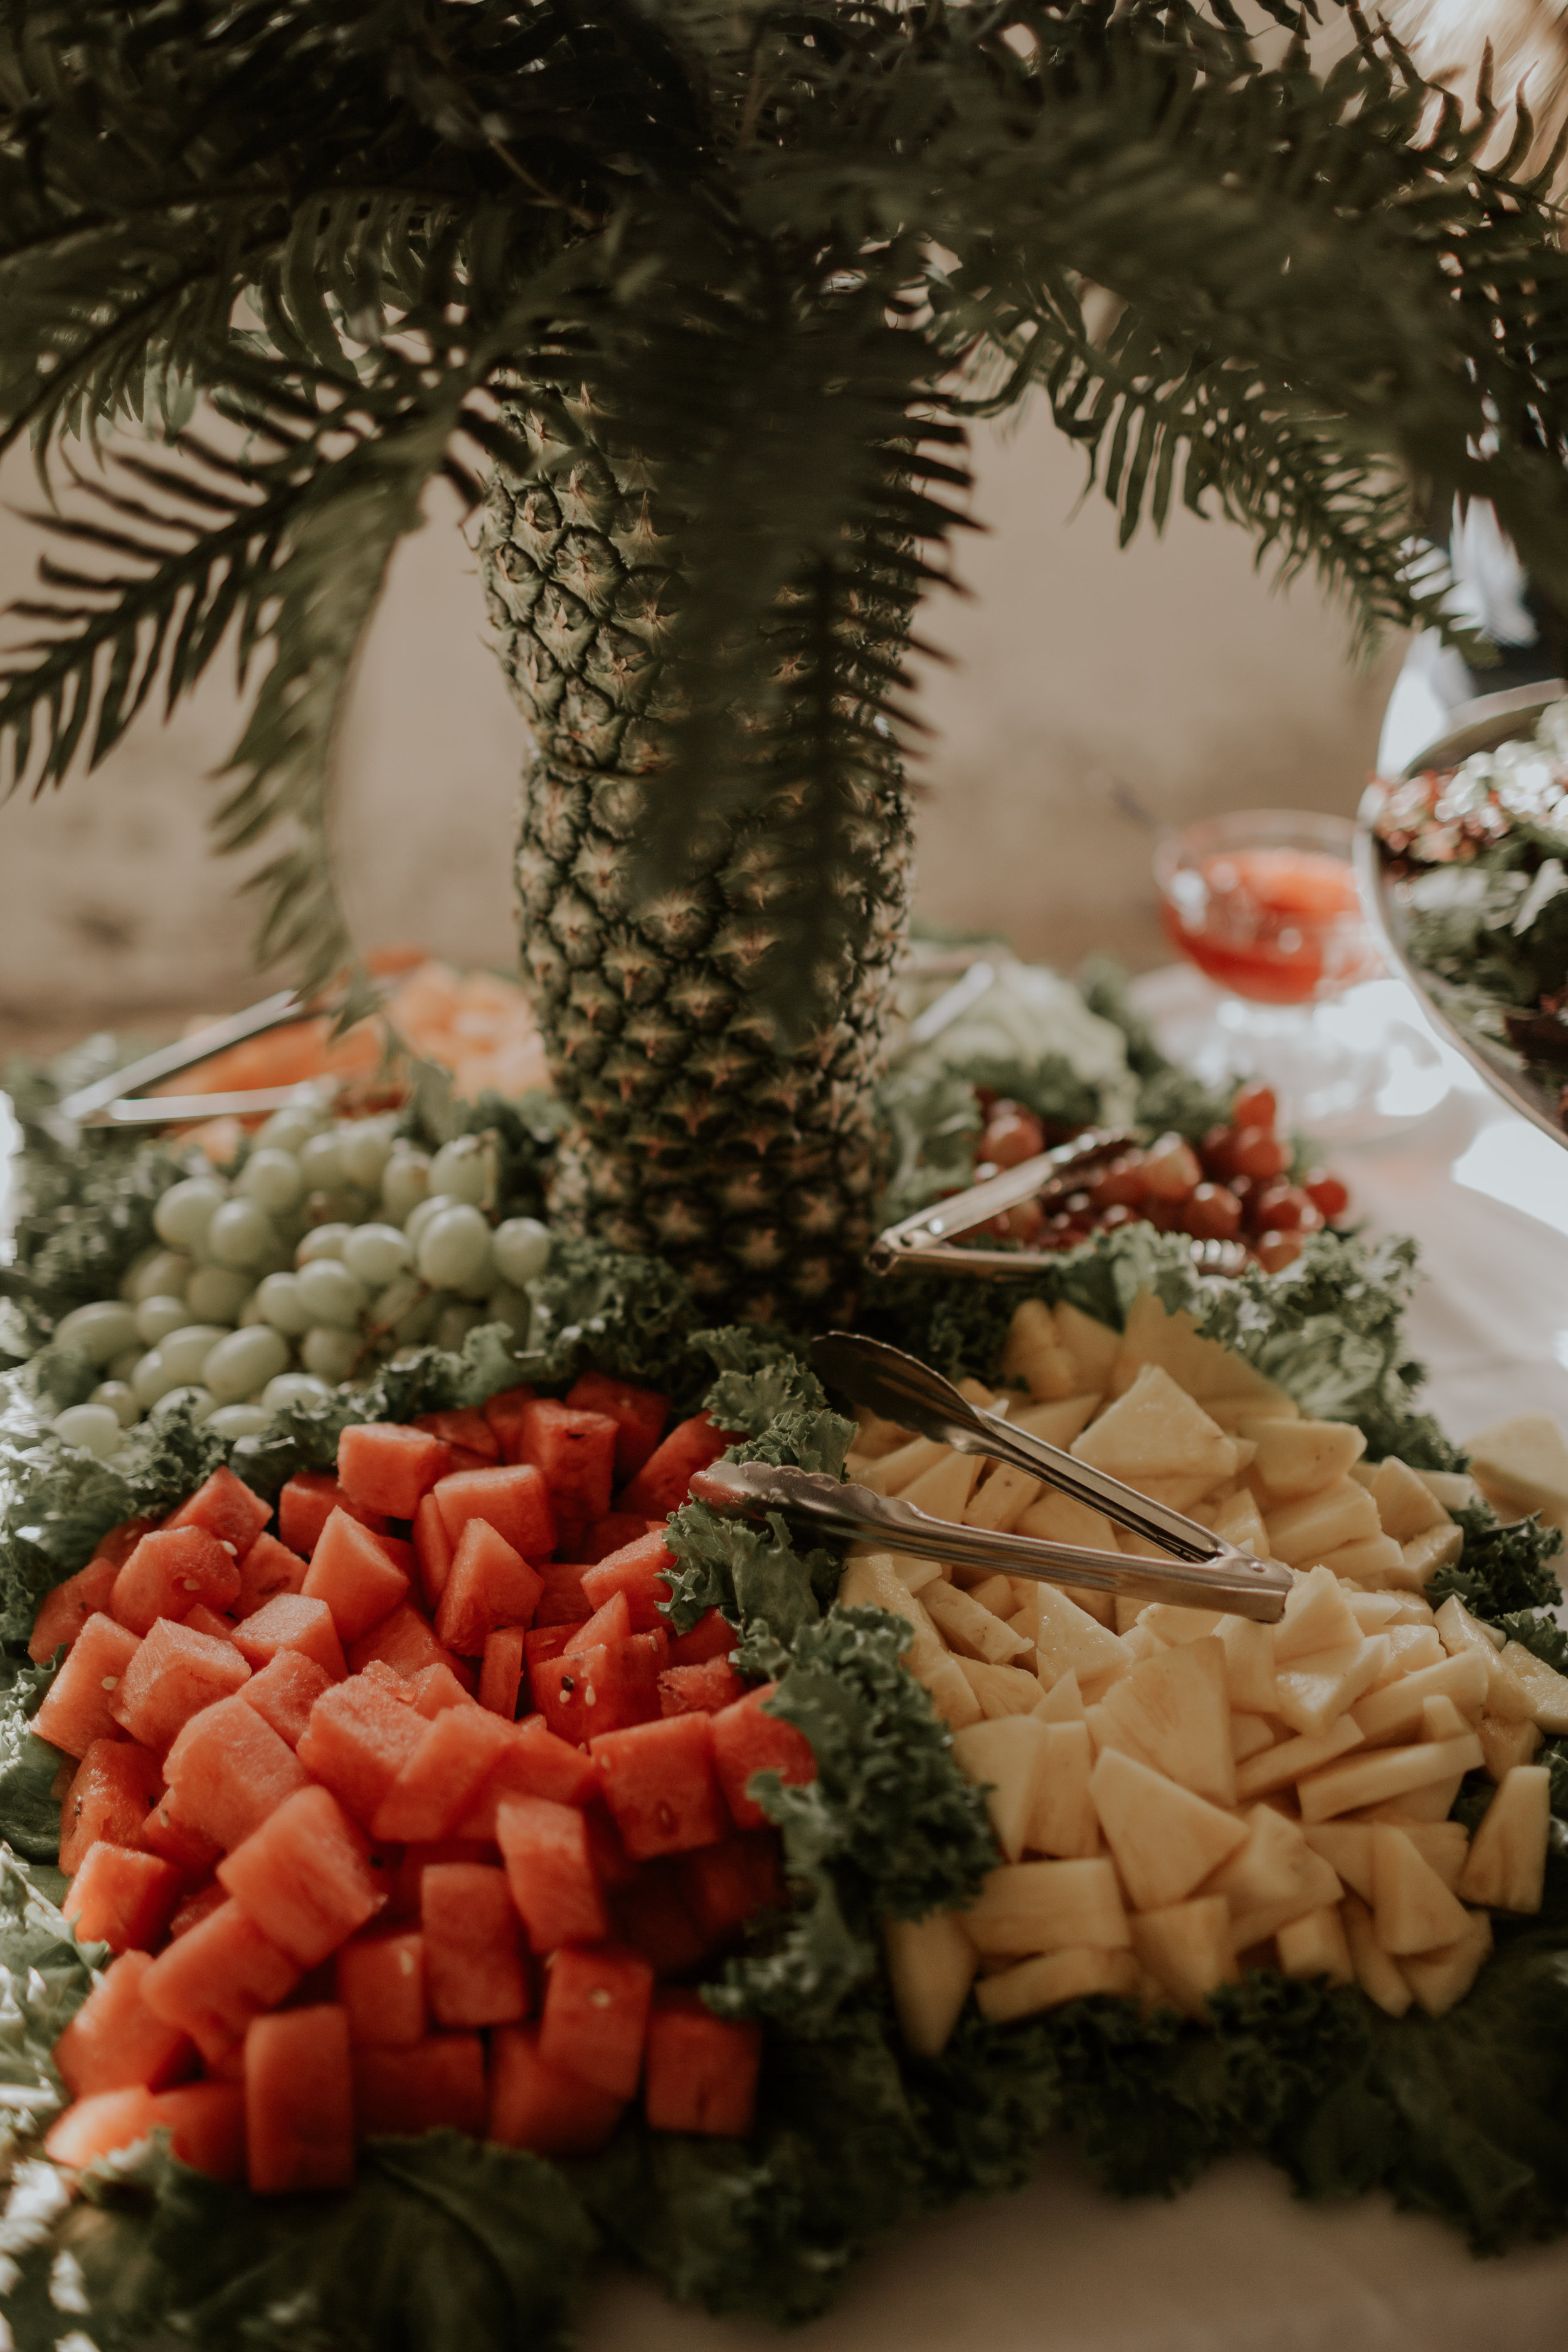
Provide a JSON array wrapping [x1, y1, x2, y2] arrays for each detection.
[[980, 1106, 1046, 1168], [1255, 1229, 1303, 1273], [1199, 1125, 1239, 1180], [1098, 1204, 1136, 1231], [1231, 1083, 1278, 1131], [1091, 1155, 1148, 1209], [1304, 1169, 1350, 1220], [1232, 1126, 1289, 1182], [1253, 1184, 1308, 1231], [1182, 1184, 1243, 1241], [1142, 1133, 1203, 1200]]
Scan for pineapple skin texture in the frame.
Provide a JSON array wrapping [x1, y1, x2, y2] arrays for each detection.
[[479, 400, 913, 1320]]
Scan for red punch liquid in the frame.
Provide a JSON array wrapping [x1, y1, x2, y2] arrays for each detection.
[[1162, 847, 1370, 1005]]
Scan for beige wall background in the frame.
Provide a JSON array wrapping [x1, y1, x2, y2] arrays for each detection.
[[0, 409, 1400, 1058]]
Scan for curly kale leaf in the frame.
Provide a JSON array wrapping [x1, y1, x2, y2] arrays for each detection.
[[1428, 1503, 1565, 1622], [0, 1848, 102, 2124], [0, 1655, 66, 1865], [874, 1067, 983, 1228], [524, 1237, 706, 1398]]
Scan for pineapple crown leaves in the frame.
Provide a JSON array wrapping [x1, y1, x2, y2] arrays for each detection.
[[4, 5, 1568, 1015]]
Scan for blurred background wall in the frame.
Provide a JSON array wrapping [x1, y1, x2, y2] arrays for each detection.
[[0, 405, 1401, 1059]]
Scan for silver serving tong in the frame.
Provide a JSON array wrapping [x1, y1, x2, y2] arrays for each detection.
[[688, 1330, 1290, 1623], [44, 991, 332, 1146]]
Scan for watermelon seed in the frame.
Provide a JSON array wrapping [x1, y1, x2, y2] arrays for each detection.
[[585, 1685, 596, 1707], [589, 1989, 612, 2009], [182, 1579, 201, 1591], [100, 1677, 119, 1691], [560, 1674, 576, 1693]]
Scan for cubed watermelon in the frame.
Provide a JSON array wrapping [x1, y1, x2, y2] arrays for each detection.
[[241, 1649, 333, 1749], [579, 1532, 677, 1633], [539, 1943, 653, 2100], [351, 2035, 486, 2137], [111, 1525, 242, 1638], [590, 1714, 728, 1860], [139, 1791, 223, 1877], [522, 1623, 576, 1683], [337, 1421, 450, 1520], [369, 1703, 512, 1842], [336, 1928, 425, 2048], [532, 1631, 665, 1746], [477, 1626, 526, 1720], [411, 1493, 453, 1609], [31, 1612, 141, 1758], [408, 1661, 477, 1719], [112, 1618, 252, 1752], [347, 1601, 459, 1685], [302, 1510, 410, 1646], [581, 1512, 660, 1565], [166, 1466, 271, 1557], [59, 1739, 163, 1874], [53, 1950, 194, 2097], [295, 1675, 425, 1825], [232, 1592, 347, 1682], [487, 2023, 624, 2157], [482, 1385, 536, 1460], [644, 1993, 761, 2137], [678, 1832, 787, 1946], [534, 1565, 593, 1628], [147, 2080, 246, 2180], [164, 1693, 312, 1850], [219, 1784, 382, 1966], [612, 1863, 709, 1977], [28, 1530, 149, 1664], [433, 1463, 554, 1564], [278, 1472, 388, 1556], [233, 1532, 309, 1619], [421, 1863, 529, 2028], [667, 1609, 739, 1668], [181, 1602, 236, 1643], [617, 1413, 733, 1520], [658, 1658, 747, 1717], [64, 1843, 183, 1952], [564, 1589, 631, 1656], [581, 1802, 639, 1892], [246, 2005, 354, 2193], [415, 1406, 498, 1461], [710, 1683, 817, 1831], [495, 1796, 608, 1951], [384, 1838, 492, 1920], [455, 1717, 599, 1838], [514, 1399, 618, 1523], [565, 1373, 669, 1482], [169, 1879, 228, 1940], [434, 1516, 543, 1658], [45, 2086, 157, 2169]]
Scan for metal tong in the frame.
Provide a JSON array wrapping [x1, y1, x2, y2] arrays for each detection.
[[46, 990, 332, 1146], [690, 1331, 1290, 1623]]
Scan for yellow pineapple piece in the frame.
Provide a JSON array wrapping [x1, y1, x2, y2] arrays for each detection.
[[1053, 1302, 1123, 1390], [1274, 1564, 1363, 1661], [1370, 1824, 1472, 1954], [1433, 1596, 1535, 1725], [1211, 1488, 1270, 1557], [1357, 1776, 1466, 1824], [1204, 1805, 1342, 1947], [838, 1554, 946, 1666], [955, 1657, 1042, 1719], [1071, 1364, 1238, 1496], [1231, 1714, 1275, 1763], [962, 1464, 1042, 1533], [1318, 1534, 1407, 1585], [999, 1299, 1079, 1401], [1215, 1614, 1278, 1715], [1091, 1637, 1236, 1806], [1297, 1730, 1484, 1822], [1275, 1904, 1355, 1986], [1011, 1394, 1103, 1449], [1465, 1412, 1568, 1521], [1396, 1820, 1469, 1892], [1229, 1851, 1344, 1952], [1372, 1624, 1445, 1680], [851, 1405, 913, 1461], [1136, 1603, 1224, 1647], [918, 1653, 983, 1730], [844, 1542, 945, 1597], [1369, 1457, 1450, 1543], [1389, 1523, 1465, 1589], [1342, 1892, 1414, 2016], [883, 1912, 977, 2055], [899, 1448, 982, 1522], [1234, 1715, 1362, 1801], [963, 1571, 1019, 1618], [924, 1581, 1035, 1666], [1499, 1640, 1568, 1734], [1274, 1636, 1391, 1739], [1477, 1713, 1544, 1781], [1025, 1721, 1099, 1858], [854, 1435, 948, 1495], [1458, 1764, 1550, 1913], [1347, 1591, 1406, 1632], [1014, 1488, 1117, 1557], [1351, 1650, 1488, 1746], [1240, 1416, 1367, 1499], [975, 1944, 1139, 2023], [963, 1857, 1128, 1959], [952, 1717, 1052, 1861], [1130, 1897, 1238, 2017], [1301, 1821, 1374, 1901], [1036, 1668, 1086, 1724], [1032, 1582, 1131, 1701], [1399, 1908, 1492, 2016], [1421, 1693, 1472, 1742], [1089, 1747, 1248, 1909], [1264, 1479, 1382, 1569]]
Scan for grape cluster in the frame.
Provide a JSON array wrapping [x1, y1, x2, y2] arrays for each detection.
[[43, 1101, 550, 1466], [976, 1083, 1350, 1269]]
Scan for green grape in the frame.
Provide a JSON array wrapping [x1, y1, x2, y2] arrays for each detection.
[[207, 1403, 272, 1439], [416, 1204, 490, 1291], [107, 1347, 142, 1385], [403, 1192, 460, 1252], [149, 1384, 216, 1424], [55, 1300, 139, 1366], [296, 1258, 369, 1330], [153, 1176, 228, 1251], [134, 1294, 193, 1348], [207, 1199, 278, 1271], [131, 1348, 181, 1407], [492, 1217, 551, 1286], [256, 1105, 322, 1155], [299, 1131, 344, 1192], [236, 1148, 304, 1215], [52, 1402, 125, 1458], [185, 1264, 253, 1323], [295, 1222, 352, 1266], [124, 1248, 191, 1305], [204, 1325, 290, 1403], [341, 1222, 411, 1286], [261, 1372, 332, 1412], [159, 1325, 230, 1386], [429, 1136, 493, 1207], [368, 1276, 439, 1347], [255, 1272, 312, 1335], [301, 1326, 361, 1382], [90, 1380, 139, 1428], [381, 1150, 431, 1224], [339, 1118, 396, 1190]]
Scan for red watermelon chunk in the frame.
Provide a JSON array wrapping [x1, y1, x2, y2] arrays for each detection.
[[415, 1406, 498, 1461], [522, 1622, 575, 1685], [112, 1619, 252, 1752], [534, 1565, 593, 1628], [112, 1526, 241, 1638], [478, 1626, 526, 1720], [337, 1421, 450, 1520], [580, 1532, 677, 1634], [352, 2034, 486, 2138], [233, 1532, 308, 1619], [233, 1592, 346, 1682], [219, 1784, 382, 1966], [241, 1650, 333, 1749], [295, 1675, 425, 1826], [246, 2005, 354, 2193], [411, 1493, 453, 1610], [58, 1739, 163, 1874], [169, 1879, 228, 1940], [45, 2086, 157, 2170], [539, 1942, 653, 2100], [53, 1951, 194, 2098], [581, 1512, 660, 1565], [565, 1373, 669, 1483], [532, 1631, 665, 1746], [421, 1863, 529, 2028], [482, 1385, 536, 1460], [278, 1473, 388, 1557], [166, 1466, 271, 1559], [456, 1717, 598, 1838], [487, 2023, 624, 2157], [644, 1993, 761, 2137], [64, 1842, 183, 1953], [433, 1463, 554, 1565], [679, 1832, 787, 1946], [302, 1510, 409, 1646], [514, 1399, 618, 1523], [496, 1795, 608, 1952], [336, 1928, 426, 2048], [181, 1602, 236, 1643], [408, 1661, 477, 1719], [667, 1609, 739, 1668], [564, 1589, 630, 1656], [164, 1693, 312, 1851], [148, 1894, 299, 2056], [590, 1714, 728, 1860], [612, 1863, 709, 1978], [369, 1703, 512, 1842], [658, 1658, 747, 1718], [139, 1791, 222, 1877], [31, 1613, 140, 1758], [148, 2080, 246, 2180], [347, 1600, 459, 1685], [617, 1413, 734, 1520], [711, 1683, 817, 1831], [433, 1516, 543, 1658], [384, 1838, 492, 1920], [28, 1534, 146, 1664]]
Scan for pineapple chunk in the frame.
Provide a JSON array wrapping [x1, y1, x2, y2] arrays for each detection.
[[845, 1542, 945, 1597], [1108, 1292, 1285, 1411], [852, 1406, 913, 1461], [1433, 1596, 1534, 1725], [1274, 1904, 1355, 1986], [1301, 1822, 1374, 1902], [1036, 1668, 1086, 1724], [1457, 1764, 1550, 1913], [963, 1857, 1128, 1958], [1399, 1908, 1492, 2016], [1274, 1636, 1391, 1739], [1347, 1592, 1406, 1632], [1369, 1456, 1449, 1543], [1072, 1364, 1238, 1496], [1317, 1535, 1407, 1585], [1033, 1582, 1132, 1701], [1373, 1625, 1446, 1680], [1000, 1300, 1079, 1401], [1012, 1394, 1103, 1449], [837, 1555, 950, 1672], [1241, 1416, 1367, 1500], [924, 1581, 1035, 1666], [1061, 1582, 1116, 1627], [1398, 1820, 1469, 1892], [1136, 1604, 1224, 1647], [1478, 1713, 1544, 1781], [962, 1465, 1042, 1533], [975, 1944, 1139, 2023], [855, 1435, 948, 1495], [1015, 1488, 1118, 1557], [899, 1448, 982, 1522], [1054, 1303, 1124, 1389], [1211, 1488, 1270, 1557], [918, 1653, 983, 1730], [1415, 1468, 1481, 1512], [1025, 1721, 1099, 1857], [1370, 1825, 1472, 1954], [883, 1912, 977, 2055], [1092, 1637, 1236, 1806], [1205, 1803, 1315, 1912], [1352, 1647, 1490, 1740], [1216, 1614, 1278, 1715], [1499, 1640, 1568, 1734], [963, 1571, 1019, 1618], [1234, 1715, 1363, 1801], [1263, 1479, 1382, 1569], [1297, 1730, 1484, 1822], [952, 1717, 1052, 1861], [1342, 1892, 1414, 2017], [955, 1658, 1042, 1718], [1358, 1776, 1466, 1824], [1387, 1524, 1464, 1590], [1420, 1693, 1473, 1742], [1089, 1747, 1248, 1909], [1465, 1412, 1568, 1521], [1274, 1564, 1363, 1661], [1229, 1851, 1344, 1952], [1130, 1897, 1237, 2016], [1231, 1714, 1275, 1763]]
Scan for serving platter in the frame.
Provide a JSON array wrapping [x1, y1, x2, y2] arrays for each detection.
[[1354, 683, 1568, 1153]]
